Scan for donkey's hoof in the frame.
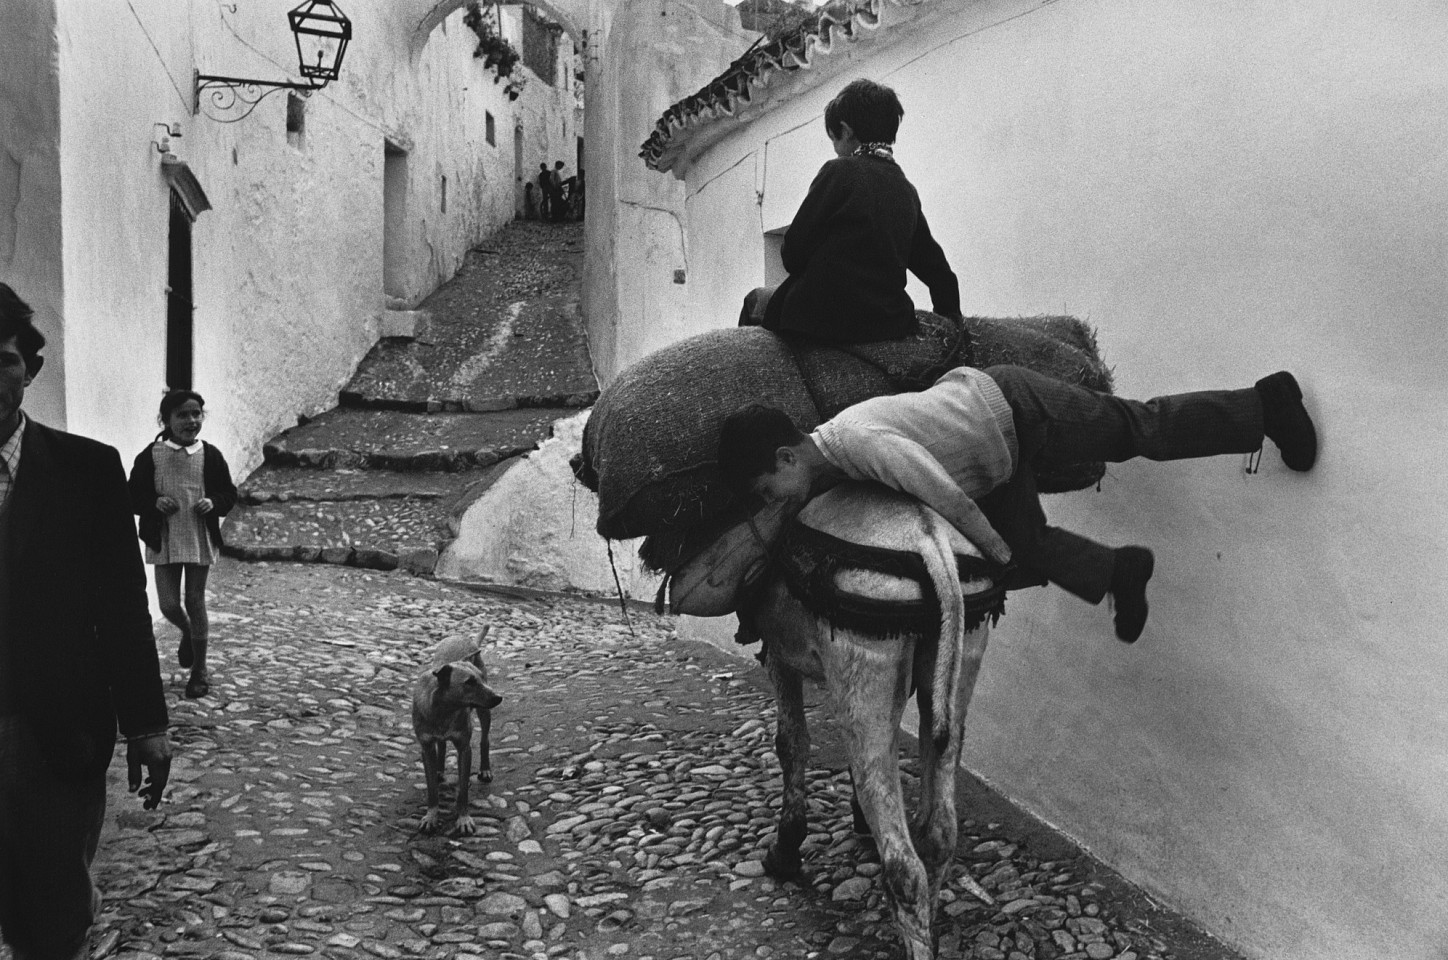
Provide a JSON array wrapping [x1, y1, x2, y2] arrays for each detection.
[[763, 844, 803, 880]]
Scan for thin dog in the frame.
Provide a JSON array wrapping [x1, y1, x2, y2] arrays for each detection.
[[411, 627, 503, 835]]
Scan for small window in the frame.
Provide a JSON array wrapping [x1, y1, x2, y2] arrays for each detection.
[[485, 111, 496, 147], [441, 174, 448, 213], [286, 93, 306, 148]]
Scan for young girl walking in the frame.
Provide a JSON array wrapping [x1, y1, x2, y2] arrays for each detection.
[[129, 390, 238, 698]]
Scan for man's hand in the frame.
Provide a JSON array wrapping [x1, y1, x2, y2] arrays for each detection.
[[156, 496, 179, 516], [126, 733, 173, 810]]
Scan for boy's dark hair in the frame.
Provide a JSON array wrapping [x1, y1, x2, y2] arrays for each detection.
[[0, 283, 46, 371], [717, 404, 807, 496], [824, 79, 904, 144]]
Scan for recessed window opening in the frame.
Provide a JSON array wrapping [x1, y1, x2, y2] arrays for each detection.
[[286, 93, 306, 148], [486, 111, 496, 147], [441, 174, 448, 213]]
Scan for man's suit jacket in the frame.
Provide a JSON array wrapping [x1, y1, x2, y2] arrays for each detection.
[[4, 419, 168, 782]]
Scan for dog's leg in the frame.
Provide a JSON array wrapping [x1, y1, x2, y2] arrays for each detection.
[[452, 730, 477, 836], [419, 738, 444, 833], [763, 647, 809, 880], [476, 708, 494, 783], [828, 631, 934, 960]]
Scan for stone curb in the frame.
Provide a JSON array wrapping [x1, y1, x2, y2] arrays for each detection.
[[238, 489, 448, 505], [260, 443, 536, 472], [222, 543, 441, 574], [337, 391, 599, 413], [445, 576, 668, 617]]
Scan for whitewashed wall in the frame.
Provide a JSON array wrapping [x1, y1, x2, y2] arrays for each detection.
[[16, 0, 577, 472], [656, 1, 1448, 957], [581, 0, 755, 383], [0, 1, 64, 426]]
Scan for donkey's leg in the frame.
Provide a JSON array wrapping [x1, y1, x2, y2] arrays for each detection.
[[848, 769, 871, 836], [914, 624, 993, 907], [764, 652, 811, 880], [827, 635, 935, 960]]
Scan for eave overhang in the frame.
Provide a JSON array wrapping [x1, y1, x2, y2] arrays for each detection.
[[640, 0, 944, 178]]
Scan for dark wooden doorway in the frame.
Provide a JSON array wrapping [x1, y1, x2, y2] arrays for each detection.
[[166, 192, 194, 390]]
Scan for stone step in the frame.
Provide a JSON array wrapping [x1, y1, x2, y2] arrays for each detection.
[[335, 389, 597, 414], [225, 458, 522, 575], [239, 463, 512, 505], [263, 407, 561, 471], [342, 261, 595, 409], [222, 498, 446, 570]]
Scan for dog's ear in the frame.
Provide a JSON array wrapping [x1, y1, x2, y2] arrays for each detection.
[[433, 664, 453, 687]]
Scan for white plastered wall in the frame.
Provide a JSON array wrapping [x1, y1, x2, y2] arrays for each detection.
[[657, 0, 1448, 957], [48, 0, 577, 472], [581, 0, 757, 385], [0, 1, 64, 426]]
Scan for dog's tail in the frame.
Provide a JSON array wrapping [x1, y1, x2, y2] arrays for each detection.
[[469, 625, 491, 669], [919, 511, 967, 753]]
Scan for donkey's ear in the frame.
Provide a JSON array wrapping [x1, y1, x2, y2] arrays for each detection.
[[433, 664, 453, 686], [477, 625, 491, 643]]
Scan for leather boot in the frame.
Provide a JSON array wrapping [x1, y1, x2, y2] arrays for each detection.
[[1255, 371, 1318, 471], [185, 635, 210, 698]]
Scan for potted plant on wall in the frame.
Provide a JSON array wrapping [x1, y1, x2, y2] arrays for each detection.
[[464, 0, 526, 100]]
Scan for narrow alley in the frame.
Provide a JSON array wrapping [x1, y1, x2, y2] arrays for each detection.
[[222, 221, 595, 577], [64, 221, 1241, 960]]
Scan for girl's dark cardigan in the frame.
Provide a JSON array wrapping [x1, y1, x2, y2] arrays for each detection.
[[127, 440, 239, 552]]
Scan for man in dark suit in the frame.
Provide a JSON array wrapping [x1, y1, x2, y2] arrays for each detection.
[[0, 283, 172, 960]]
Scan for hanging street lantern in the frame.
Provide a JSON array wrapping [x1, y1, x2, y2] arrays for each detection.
[[195, 0, 353, 123], [289, 1, 353, 84]]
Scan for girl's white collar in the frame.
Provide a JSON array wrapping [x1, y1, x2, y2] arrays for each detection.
[[163, 438, 203, 455]]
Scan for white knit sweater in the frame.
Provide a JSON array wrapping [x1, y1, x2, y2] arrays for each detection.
[[809, 366, 1018, 560]]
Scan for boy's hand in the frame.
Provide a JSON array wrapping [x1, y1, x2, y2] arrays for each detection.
[[156, 496, 179, 515], [194, 497, 214, 515]]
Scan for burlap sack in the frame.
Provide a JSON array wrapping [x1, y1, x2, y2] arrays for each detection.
[[580, 313, 1110, 553]]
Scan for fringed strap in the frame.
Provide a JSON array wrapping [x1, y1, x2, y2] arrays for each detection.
[[776, 521, 1007, 639]]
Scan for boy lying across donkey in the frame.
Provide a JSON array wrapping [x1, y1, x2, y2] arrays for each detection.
[[718, 364, 1317, 643]]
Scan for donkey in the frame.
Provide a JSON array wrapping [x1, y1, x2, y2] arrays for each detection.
[[741, 481, 1006, 959]]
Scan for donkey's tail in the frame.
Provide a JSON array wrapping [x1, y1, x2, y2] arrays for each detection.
[[919, 513, 966, 753]]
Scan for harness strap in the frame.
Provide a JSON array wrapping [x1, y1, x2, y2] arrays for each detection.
[[776, 521, 1007, 639]]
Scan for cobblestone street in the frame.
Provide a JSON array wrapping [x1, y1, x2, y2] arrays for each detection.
[[72, 559, 1238, 960]]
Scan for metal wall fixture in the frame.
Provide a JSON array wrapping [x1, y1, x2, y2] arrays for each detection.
[[195, 0, 352, 123], [152, 122, 182, 154]]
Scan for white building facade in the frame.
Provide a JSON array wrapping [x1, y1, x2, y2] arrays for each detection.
[[2, 0, 578, 472], [625, 1, 1448, 958]]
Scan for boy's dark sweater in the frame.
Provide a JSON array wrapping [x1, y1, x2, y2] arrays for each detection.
[[764, 153, 960, 343]]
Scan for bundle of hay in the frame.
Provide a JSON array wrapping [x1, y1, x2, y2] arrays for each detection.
[[575, 314, 1111, 573]]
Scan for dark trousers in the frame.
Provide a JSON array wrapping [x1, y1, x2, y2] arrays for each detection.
[[738, 286, 775, 327], [0, 716, 106, 960], [978, 365, 1264, 602]]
